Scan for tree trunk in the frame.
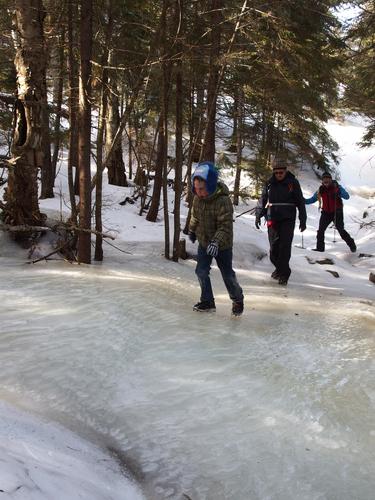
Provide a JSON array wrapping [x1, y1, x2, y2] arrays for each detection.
[[188, 2, 205, 165], [233, 87, 244, 206], [3, 0, 47, 226], [173, 57, 183, 261], [95, 0, 113, 261], [146, 117, 164, 222], [146, 0, 171, 224], [95, 103, 105, 262], [106, 50, 127, 187], [51, 30, 65, 186], [40, 96, 53, 198], [77, 0, 92, 264], [200, 0, 222, 163], [128, 124, 133, 179], [67, 0, 79, 221], [182, 76, 204, 234], [39, 19, 53, 200], [230, 92, 238, 151]]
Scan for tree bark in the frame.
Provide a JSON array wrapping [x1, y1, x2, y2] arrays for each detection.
[[40, 92, 53, 198], [95, 97, 105, 262], [146, 0, 171, 224], [230, 92, 238, 151], [67, 0, 79, 220], [105, 50, 127, 187], [173, 57, 183, 261], [95, 0, 114, 261], [233, 87, 244, 206], [77, 0, 93, 264], [50, 30, 65, 186], [39, 11, 54, 200], [200, 0, 222, 163], [3, 0, 47, 227], [127, 124, 133, 179]]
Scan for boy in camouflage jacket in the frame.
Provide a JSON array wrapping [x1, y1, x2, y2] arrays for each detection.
[[188, 161, 244, 316]]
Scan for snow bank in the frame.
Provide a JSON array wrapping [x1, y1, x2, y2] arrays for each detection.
[[0, 401, 145, 500]]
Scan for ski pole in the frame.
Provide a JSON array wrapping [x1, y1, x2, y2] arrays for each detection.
[[333, 188, 337, 243]]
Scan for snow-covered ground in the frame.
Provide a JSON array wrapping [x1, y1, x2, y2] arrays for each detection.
[[0, 401, 144, 500], [0, 117, 374, 499]]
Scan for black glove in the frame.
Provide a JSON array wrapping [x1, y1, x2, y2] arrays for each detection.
[[206, 240, 219, 257], [188, 231, 196, 243], [299, 222, 306, 232], [255, 216, 261, 229]]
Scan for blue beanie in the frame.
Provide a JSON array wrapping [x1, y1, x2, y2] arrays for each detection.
[[191, 161, 218, 196]]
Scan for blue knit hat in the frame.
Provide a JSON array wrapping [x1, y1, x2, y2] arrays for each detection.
[[191, 161, 218, 196]]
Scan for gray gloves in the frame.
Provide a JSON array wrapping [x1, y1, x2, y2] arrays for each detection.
[[206, 240, 219, 257]]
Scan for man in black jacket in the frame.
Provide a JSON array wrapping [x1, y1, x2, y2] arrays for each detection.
[[255, 161, 307, 285]]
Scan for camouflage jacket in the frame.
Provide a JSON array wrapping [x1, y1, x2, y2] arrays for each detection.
[[189, 181, 233, 250]]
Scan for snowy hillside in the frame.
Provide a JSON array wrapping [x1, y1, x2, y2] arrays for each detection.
[[0, 117, 374, 500]]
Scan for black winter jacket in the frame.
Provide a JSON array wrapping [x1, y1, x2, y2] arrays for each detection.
[[256, 171, 307, 224]]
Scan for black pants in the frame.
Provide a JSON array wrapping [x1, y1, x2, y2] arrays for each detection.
[[268, 219, 295, 279], [316, 210, 355, 251]]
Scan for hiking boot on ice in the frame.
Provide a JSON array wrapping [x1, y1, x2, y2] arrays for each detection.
[[349, 242, 357, 253], [271, 270, 280, 280], [232, 301, 244, 316], [278, 276, 288, 286], [312, 248, 324, 252], [193, 300, 216, 312]]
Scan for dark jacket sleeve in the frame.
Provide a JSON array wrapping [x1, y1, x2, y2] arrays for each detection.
[[255, 184, 268, 219], [294, 180, 307, 224]]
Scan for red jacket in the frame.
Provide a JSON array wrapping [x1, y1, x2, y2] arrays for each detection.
[[318, 182, 343, 213]]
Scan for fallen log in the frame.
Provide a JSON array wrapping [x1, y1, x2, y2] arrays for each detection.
[[0, 222, 116, 240]]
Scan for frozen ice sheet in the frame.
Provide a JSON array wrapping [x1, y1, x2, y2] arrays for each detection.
[[0, 252, 374, 500]]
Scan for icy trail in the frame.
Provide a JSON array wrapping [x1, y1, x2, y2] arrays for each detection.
[[0, 244, 374, 500]]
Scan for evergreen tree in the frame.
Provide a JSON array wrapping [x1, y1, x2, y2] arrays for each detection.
[[343, 0, 375, 146]]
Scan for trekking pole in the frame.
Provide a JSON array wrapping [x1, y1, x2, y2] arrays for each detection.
[[333, 195, 337, 243], [301, 233, 305, 249], [235, 207, 256, 219]]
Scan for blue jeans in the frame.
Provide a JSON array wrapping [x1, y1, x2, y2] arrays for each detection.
[[195, 245, 243, 303]]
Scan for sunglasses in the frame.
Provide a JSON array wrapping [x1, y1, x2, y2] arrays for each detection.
[[274, 170, 286, 175]]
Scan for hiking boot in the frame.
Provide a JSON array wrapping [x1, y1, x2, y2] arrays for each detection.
[[278, 276, 288, 286], [232, 301, 244, 316], [349, 242, 357, 253], [271, 270, 280, 280], [193, 300, 216, 312], [312, 248, 324, 252]]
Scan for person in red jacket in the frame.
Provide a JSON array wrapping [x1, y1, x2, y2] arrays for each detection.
[[305, 171, 356, 252]]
